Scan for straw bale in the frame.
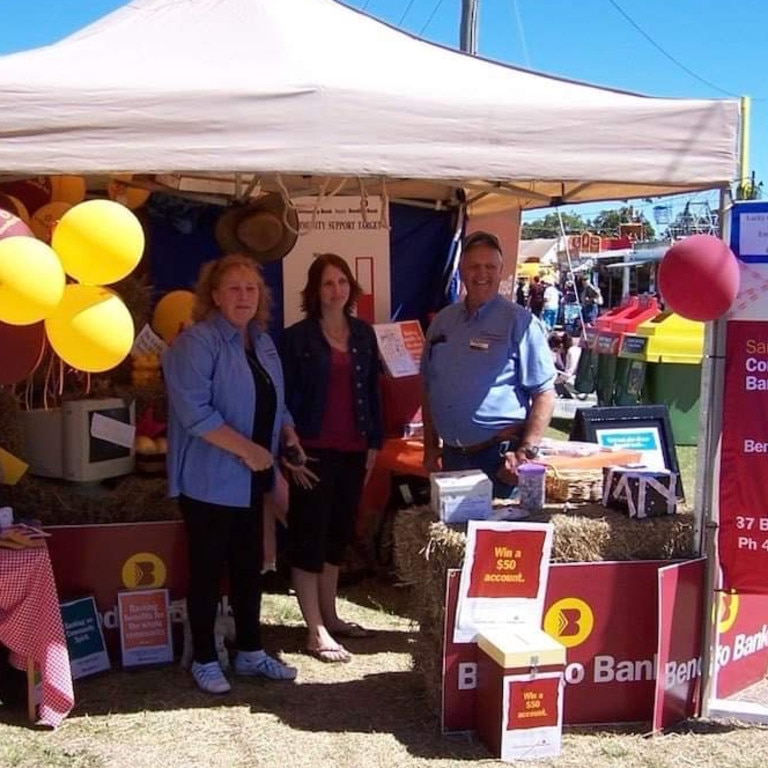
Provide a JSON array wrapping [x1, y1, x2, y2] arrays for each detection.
[[5, 473, 178, 526], [115, 273, 153, 332], [392, 505, 438, 585], [0, 388, 23, 458]]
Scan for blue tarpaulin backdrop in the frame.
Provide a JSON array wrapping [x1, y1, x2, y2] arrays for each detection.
[[144, 196, 457, 340]]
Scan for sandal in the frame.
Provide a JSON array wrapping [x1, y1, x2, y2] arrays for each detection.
[[304, 645, 352, 664], [331, 622, 377, 639]]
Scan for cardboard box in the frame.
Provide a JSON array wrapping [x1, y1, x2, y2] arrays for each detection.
[[602, 466, 678, 518], [476, 627, 565, 762], [430, 470, 492, 524]]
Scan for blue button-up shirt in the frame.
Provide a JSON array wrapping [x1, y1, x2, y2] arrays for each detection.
[[162, 312, 293, 507], [421, 294, 555, 446]]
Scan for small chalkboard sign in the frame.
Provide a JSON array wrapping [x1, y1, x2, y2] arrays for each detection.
[[569, 404, 684, 499]]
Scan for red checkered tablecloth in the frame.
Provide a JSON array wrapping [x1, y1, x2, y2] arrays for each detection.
[[0, 546, 74, 727]]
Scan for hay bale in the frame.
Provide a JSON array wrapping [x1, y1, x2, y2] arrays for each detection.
[[0, 388, 23, 457], [411, 504, 697, 715], [410, 522, 466, 715], [392, 506, 438, 585], [5, 473, 179, 526]]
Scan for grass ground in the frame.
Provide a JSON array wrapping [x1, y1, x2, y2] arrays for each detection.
[[2, 582, 768, 768]]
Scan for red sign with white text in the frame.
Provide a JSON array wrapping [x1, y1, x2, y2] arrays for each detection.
[[444, 561, 665, 729], [507, 676, 561, 730], [719, 320, 768, 593], [653, 560, 705, 732], [467, 529, 545, 599], [715, 591, 768, 698], [47, 522, 187, 655]]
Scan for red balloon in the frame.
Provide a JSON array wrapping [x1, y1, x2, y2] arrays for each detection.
[[657, 235, 740, 322], [0, 320, 45, 385]]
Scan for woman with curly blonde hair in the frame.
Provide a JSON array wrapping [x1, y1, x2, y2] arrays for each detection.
[[163, 253, 314, 693]]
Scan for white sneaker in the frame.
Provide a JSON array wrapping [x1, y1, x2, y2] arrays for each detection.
[[234, 650, 297, 681], [191, 661, 231, 694]]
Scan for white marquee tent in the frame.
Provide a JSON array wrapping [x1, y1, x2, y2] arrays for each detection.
[[0, 0, 741, 211]]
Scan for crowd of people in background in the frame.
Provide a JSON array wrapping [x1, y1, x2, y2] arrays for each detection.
[[515, 272, 603, 334], [513, 271, 605, 398]]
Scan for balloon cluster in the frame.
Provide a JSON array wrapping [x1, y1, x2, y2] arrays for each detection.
[[0, 183, 145, 374]]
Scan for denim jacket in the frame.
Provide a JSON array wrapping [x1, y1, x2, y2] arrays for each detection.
[[163, 312, 293, 506], [280, 316, 383, 450]]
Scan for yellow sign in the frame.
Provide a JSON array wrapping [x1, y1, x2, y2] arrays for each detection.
[[121, 552, 167, 590], [543, 598, 594, 648], [0, 447, 29, 485]]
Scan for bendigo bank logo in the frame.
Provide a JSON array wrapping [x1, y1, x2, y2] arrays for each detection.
[[543, 598, 594, 648], [121, 552, 167, 589], [717, 593, 740, 635]]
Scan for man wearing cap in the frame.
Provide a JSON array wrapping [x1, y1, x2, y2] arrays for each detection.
[[420, 231, 556, 498]]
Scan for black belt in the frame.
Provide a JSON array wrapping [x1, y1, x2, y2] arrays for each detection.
[[445, 425, 525, 456]]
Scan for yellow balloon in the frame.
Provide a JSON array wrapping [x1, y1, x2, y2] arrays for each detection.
[[30, 201, 72, 243], [49, 176, 87, 205], [45, 284, 135, 372], [107, 176, 151, 210], [151, 290, 196, 344], [0, 237, 65, 325], [52, 199, 145, 285]]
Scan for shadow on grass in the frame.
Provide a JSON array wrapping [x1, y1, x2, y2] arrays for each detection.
[[1, 664, 490, 763]]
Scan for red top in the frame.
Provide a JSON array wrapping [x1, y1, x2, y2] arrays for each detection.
[[302, 348, 367, 453]]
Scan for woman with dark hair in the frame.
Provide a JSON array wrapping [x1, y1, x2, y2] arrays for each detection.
[[163, 254, 313, 693], [280, 253, 383, 663]]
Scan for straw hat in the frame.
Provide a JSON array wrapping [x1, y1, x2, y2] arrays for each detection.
[[215, 193, 299, 263]]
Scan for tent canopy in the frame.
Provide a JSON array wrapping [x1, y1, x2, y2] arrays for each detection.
[[0, 0, 740, 210]]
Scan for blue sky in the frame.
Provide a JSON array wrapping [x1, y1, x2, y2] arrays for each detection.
[[0, 0, 763, 225]]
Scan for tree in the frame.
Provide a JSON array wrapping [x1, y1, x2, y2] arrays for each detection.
[[590, 206, 655, 241], [520, 211, 587, 239]]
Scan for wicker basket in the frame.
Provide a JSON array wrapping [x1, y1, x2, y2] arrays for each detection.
[[545, 466, 604, 503]]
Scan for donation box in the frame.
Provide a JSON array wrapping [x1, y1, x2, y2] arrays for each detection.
[[476, 627, 566, 762]]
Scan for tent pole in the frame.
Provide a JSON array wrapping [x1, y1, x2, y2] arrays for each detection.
[[697, 185, 730, 718], [460, 0, 479, 55]]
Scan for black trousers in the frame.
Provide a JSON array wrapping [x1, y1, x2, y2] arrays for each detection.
[[286, 449, 367, 573], [179, 494, 264, 665]]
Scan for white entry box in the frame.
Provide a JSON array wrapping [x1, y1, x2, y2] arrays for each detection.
[[430, 470, 492, 524], [476, 627, 566, 762]]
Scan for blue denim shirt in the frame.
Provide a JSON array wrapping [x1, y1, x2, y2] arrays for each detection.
[[162, 312, 293, 507], [280, 317, 383, 450], [421, 295, 555, 446]]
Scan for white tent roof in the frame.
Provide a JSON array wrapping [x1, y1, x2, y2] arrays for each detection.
[[0, 0, 740, 209]]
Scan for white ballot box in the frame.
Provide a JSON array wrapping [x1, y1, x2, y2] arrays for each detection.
[[475, 627, 566, 762]]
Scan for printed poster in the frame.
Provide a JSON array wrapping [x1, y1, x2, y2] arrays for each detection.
[[373, 320, 425, 377], [118, 588, 173, 667], [60, 596, 111, 679], [282, 195, 391, 327], [454, 521, 553, 643]]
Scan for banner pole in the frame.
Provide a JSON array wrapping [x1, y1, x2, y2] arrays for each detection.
[[697, 185, 731, 718]]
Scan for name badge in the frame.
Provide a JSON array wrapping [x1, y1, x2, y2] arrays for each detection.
[[469, 338, 489, 351]]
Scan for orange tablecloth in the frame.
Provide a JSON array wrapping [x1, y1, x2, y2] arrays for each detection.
[[0, 546, 74, 727], [375, 438, 428, 477], [532, 450, 642, 470], [373, 439, 641, 474]]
